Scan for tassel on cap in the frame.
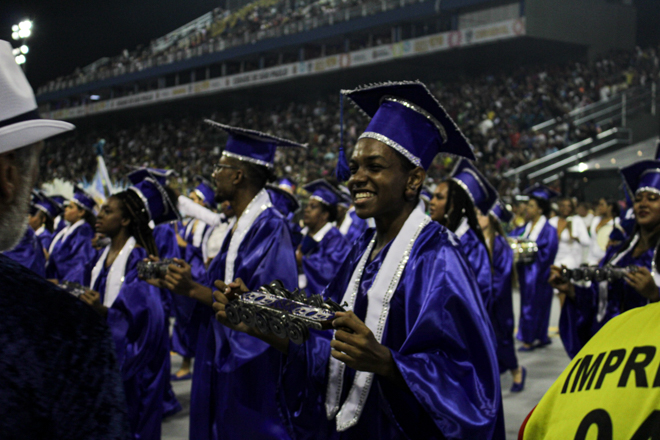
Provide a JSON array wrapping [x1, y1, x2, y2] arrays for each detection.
[[335, 92, 351, 182]]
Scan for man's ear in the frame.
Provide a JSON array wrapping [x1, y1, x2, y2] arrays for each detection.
[[405, 167, 426, 201], [0, 151, 18, 204]]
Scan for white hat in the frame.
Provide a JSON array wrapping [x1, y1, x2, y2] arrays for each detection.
[[0, 40, 74, 154]]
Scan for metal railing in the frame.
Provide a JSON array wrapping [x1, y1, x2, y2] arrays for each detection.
[[503, 127, 632, 181], [531, 82, 658, 133]]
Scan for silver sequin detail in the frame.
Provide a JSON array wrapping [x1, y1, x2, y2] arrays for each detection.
[[222, 151, 274, 169], [358, 132, 422, 167], [636, 186, 660, 197], [326, 236, 376, 420], [336, 216, 431, 431]]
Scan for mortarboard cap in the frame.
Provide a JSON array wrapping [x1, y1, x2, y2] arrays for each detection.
[[192, 176, 216, 207], [32, 190, 63, 219], [450, 159, 498, 215], [205, 121, 306, 169], [304, 179, 343, 207], [337, 185, 352, 209], [266, 184, 300, 216], [277, 177, 295, 193], [620, 160, 660, 199], [128, 174, 181, 225], [491, 200, 513, 224], [71, 186, 96, 213], [340, 81, 475, 176], [420, 187, 433, 204], [128, 167, 177, 186], [523, 183, 560, 201]]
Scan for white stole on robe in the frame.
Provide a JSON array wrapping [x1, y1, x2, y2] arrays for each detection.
[[523, 215, 547, 242], [91, 237, 136, 308], [224, 189, 272, 283], [325, 201, 430, 431], [48, 219, 85, 255]]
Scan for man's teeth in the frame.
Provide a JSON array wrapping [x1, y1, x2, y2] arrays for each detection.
[[355, 192, 374, 200]]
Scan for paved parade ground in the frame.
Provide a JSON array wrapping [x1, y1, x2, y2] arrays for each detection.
[[162, 292, 571, 440]]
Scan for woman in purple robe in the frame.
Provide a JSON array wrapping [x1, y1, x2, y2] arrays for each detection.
[[551, 160, 660, 358], [511, 184, 559, 351], [297, 179, 350, 296], [73, 176, 178, 440], [212, 81, 504, 440], [479, 202, 526, 391], [46, 187, 97, 282], [429, 158, 496, 311]]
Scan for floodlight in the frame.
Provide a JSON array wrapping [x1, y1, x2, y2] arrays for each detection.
[[18, 20, 32, 31], [90, 95, 100, 101], [20, 45, 29, 54], [12, 32, 19, 40], [12, 48, 21, 56], [15, 55, 26, 65], [577, 162, 588, 172], [12, 25, 19, 32], [18, 29, 31, 39]]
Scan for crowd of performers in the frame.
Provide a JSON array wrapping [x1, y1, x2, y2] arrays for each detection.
[[5, 79, 660, 440]]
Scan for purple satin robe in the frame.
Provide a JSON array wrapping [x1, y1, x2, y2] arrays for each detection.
[[490, 235, 518, 372], [35, 228, 54, 254], [515, 221, 558, 345], [342, 210, 369, 245], [171, 226, 208, 359], [189, 207, 298, 440], [459, 228, 492, 311], [302, 226, 350, 296], [46, 221, 96, 282], [279, 223, 504, 440], [152, 223, 183, 417], [72, 247, 169, 440], [3, 227, 46, 277], [559, 238, 655, 358]]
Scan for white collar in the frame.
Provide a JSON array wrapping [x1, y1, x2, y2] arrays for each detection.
[[339, 207, 355, 235], [224, 188, 272, 283], [48, 219, 85, 254], [455, 217, 470, 239], [35, 225, 46, 236], [326, 200, 430, 431], [524, 215, 547, 242], [90, 237, 137, 308], [312, 222, 334, 242]]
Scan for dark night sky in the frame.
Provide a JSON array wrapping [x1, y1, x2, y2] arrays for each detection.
[[1, 0, 221, 88]]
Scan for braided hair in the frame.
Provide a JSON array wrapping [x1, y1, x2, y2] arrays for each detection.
[[113, 191, 159, 257], [442, 179, 490, 262]]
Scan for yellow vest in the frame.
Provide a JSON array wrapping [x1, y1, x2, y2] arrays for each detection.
[[522, 302, 660, 440]]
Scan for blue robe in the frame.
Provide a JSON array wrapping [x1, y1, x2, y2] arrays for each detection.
[[71, 246, 169, 440], [559, 236, 655, 358], [279, 223, 504, 440], [457, 225, 492, 310], [189, 206, 298, 440], [513, 218, 558, 345], [341, 209, 368, 245], [35, 226, 54, 254], [152, 223, 183, 417], [3, 227, 46, 277], [301, 226, 350, 296], [171, 231, 208, 359], [0, 254, 129, 439], [46, 220, 96, 282], [490, 235, 518, 372]]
